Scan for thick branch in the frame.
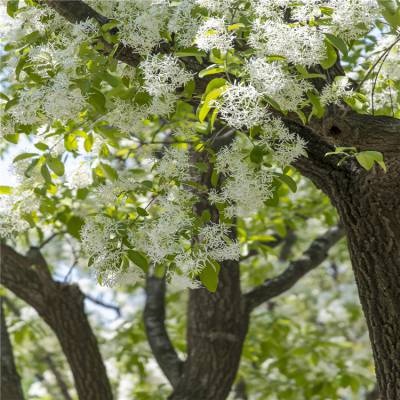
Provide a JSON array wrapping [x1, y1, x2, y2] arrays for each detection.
[[1, 298, 25, 400], [144, 276, 183, 388], [243, 226, 344, 312], [0, 244, 113, 400], [41, 0, 147, 67]]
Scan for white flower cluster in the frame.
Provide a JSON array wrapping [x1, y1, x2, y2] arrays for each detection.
[[93, 172, 141, 206], [133, 189, 194, 264], [8, 73, 85, 125], [140, 55, 192, 97], [65, 162, 93, 190], [153, 147, 192, 183], [105, 98, 149, 134], [199, 223, 240, 262], [113, 1, 169, 55], [249, 20, 326, 66], [218, 83, 267, 129], [328, 0, 378, 41], [247, 58, 312, 111], [210, 139, 273, 217], [168, 1, 200, 48], [196, 0, 238, 15], [195, 17, 235, 53], [81, 215, 127, 286], [257, 118, 307, 166], [320, 76, 353, 106]]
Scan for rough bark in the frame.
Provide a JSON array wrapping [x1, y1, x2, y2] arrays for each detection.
[[169, 260, 249, 400], [0, 244, 113, 400], [294, 122, 400, 400], [1, 298, 25, 400]]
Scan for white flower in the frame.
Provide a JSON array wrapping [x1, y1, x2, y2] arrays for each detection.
[[8, 89, 44, 125], [168, 1, 201, 48], [65, 162, 93, 190], [327, 0, 378, 41], [211, 139, 273, 216], [115, 1, 168, 55], [140, 55, 192, 97], [196, 0, 238, 15], [195, 17, 234, 53], [218, 83, 267, 129], [81, 215, 119, 256], [252, 0, 290, 19], [104, 266, 145, 287], [154, 147, 191, 182], [199, 223, 240, 261], [258, 118, 307, 166], [249, 20, 325, 66], [320, 76, 353, 106], [105, 99, 149, 133], [175, 251, 206, 275], [168, 272, 202, 291], [247, 58, 312, 111], [93, 172, 140, 206], [133, 190, 194, 264], [42, 73, 86, 122]]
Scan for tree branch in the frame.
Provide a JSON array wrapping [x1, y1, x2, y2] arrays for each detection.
[[0, 243, 113, 400], [41, 0, 152, 67], [243, 226, 344, 313], [1, 298, 25, 400], [143, 276, 183, 389]]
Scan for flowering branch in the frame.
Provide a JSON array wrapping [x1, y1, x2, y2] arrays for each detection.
[[243, 226, 344, 313]]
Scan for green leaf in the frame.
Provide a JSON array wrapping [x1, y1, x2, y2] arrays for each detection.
[[250, 146, 264, 164], [34, 142, 49, 151], [227, 23, 245, 31], [278, 174, 297, 193], [6, 0, 19, 17], [127, 250, 149, 272], [13, 153, 38, 163], [307, 91, 325, 119], [204, 78, 227, 96], [320, 40, 338, 69], [199, 64, 225, 78], [355, 151, 386, 172], [4, 133, 19, 144], [67, 216, 84, 239], [200, 261, 221, 292], [324, 33, 348, 56], [0, 186, 13, 195], [378, 0, 400, 29], [99, 162, 118, 181], [101, 20, 119, 32], [41, 164, 52, 183], [46, 156, 65, 176], [211, 169, 219, 187], [198, 85, 227, 122], [88, 89, 106, 113], [136, 207, 149, 217]]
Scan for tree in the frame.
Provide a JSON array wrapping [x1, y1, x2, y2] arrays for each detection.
[[0, 0, 399, 399]]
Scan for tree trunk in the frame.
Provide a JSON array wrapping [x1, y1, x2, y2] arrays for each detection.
[[0, 245, 113, 400], [296, 136, 400, 400], [334, 162, 400, 400], [170, 260, 249, 400], [1, 298, 25, 400]]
